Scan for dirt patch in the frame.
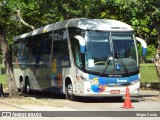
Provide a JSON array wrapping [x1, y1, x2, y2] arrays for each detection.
[[140, 89, 160, 95], [143, 96, 160, 102], [0, 96, 65, 107], [139, 89, 160, 102]]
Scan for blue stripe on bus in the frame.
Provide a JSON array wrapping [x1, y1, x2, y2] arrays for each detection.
[[89, 74, 139, 85], [89, 74, 139, 93]]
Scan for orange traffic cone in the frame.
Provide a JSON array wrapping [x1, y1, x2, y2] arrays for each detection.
[[121, 86, 134, 109]]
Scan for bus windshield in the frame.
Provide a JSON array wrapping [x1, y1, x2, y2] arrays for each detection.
[[84, 31, 138, 76]]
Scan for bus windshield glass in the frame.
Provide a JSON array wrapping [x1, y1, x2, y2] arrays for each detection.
[[84, 31, 138, 76]]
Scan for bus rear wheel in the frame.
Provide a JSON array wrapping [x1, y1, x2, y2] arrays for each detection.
[[24, 78, 31, 94], [66, 82, 76, 101]]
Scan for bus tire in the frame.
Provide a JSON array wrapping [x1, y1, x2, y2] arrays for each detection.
[[25, 78, 31, 94], [65, 81, 76, 101], [20, 81, 25, 93]]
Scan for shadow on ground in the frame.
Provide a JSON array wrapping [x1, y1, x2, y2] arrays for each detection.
[[3, 90, 158, 103], [3, 90, 142, 103]]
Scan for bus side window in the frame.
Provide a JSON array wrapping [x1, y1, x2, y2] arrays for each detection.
[[53, 29, 70, 67], [42, 32, 52, 55], [25, 37, 35, 63]]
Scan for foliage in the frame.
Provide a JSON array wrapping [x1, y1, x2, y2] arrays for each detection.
[[1, 0, 160, 59], [138, 44, 156, 60], [146, 44, 156, 60]]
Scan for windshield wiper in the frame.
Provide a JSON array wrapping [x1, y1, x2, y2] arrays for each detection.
[[100, 55, 113, 76], [117, 57, 128, 75]]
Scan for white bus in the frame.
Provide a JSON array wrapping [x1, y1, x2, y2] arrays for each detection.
[[12, 18, 147, 100]]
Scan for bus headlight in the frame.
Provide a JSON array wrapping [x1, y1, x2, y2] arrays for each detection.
[[131, 79, 140, 85]]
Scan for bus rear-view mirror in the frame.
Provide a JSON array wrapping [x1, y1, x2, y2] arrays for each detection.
[[74, 35, 86, 53], [136, 37, 147, 56]]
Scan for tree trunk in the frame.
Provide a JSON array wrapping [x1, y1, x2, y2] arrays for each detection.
[[154, 25, 160, 76], [0, 26, 19, 97]]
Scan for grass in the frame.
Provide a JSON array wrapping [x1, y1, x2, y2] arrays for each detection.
[[0, 63, 5, 68], [140, 63, 159, 83], [0, 63, 7, 88], [0, 74, 7, 88]]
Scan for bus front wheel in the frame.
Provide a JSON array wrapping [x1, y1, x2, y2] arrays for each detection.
[[66, 82, 76, 101]]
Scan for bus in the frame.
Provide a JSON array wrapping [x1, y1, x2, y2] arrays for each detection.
[[12, 18, 147, 100]]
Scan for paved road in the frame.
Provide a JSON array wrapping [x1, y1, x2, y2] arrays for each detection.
[[0, 89, 159, 120]]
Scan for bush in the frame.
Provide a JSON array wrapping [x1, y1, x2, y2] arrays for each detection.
[[138, 44, 156, 61]]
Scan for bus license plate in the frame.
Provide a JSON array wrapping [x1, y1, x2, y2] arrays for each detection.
[[110, 90, 120, 94]]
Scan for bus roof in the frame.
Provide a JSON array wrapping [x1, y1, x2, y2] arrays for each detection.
[[14, 18, 133, 40]]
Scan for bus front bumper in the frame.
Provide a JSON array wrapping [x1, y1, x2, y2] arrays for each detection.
[[74, 81, 140, 97]]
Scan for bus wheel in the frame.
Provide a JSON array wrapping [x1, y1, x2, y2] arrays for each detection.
[[25, 78, 30, 94], [20, 81, 25, 93], [66, 82, 76, 101]]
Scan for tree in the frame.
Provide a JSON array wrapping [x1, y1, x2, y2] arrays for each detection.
[[0, 0, 19, 97], [132, 0, 160, 74], [0, 0, 38, 97], [0, 27, 19, 97]]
